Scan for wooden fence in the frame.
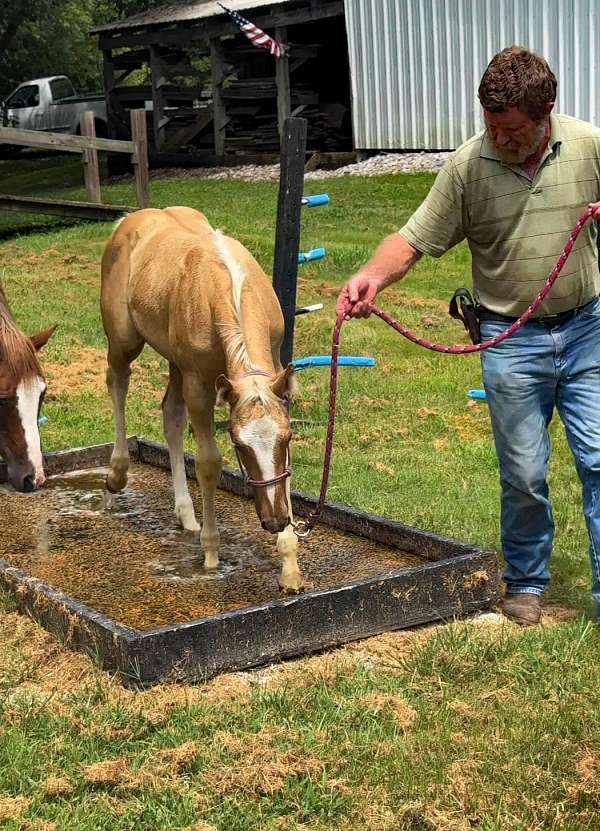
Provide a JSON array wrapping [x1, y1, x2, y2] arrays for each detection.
[[0, 109, 149, 221]]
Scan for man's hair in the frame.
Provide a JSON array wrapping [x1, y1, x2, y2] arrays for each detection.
[[478, 46, 557, 121]]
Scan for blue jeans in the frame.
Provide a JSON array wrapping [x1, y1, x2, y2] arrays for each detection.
[[480, 297, 600, 610]]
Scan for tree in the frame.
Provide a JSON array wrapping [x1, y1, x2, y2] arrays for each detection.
[[0, 0, 172, 97]]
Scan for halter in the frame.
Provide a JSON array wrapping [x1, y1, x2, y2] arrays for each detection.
[[229, 368, 292, 488]]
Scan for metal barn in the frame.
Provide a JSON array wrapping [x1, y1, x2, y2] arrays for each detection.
[[91, 0, 600, 162]]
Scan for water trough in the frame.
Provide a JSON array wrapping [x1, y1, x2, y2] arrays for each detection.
[[0, 438, 500, 685]]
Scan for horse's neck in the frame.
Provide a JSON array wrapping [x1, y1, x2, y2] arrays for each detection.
[[218, 284, 276, 377]]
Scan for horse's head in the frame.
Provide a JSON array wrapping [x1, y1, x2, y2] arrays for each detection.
[[216, 365, 296, 533], [0, 325, 56, 492]]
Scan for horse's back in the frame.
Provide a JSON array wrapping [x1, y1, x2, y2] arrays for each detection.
[[101, 206, 284, 371]]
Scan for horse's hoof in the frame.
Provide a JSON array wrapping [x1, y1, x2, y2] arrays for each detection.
[[279, 574, 305, 594], [203, 553, 219, 572], [100, 490, 116, 511], [175, 503, 200, 532]]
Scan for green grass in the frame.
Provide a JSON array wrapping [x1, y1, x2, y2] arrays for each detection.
[[1, 155, 600, 830]]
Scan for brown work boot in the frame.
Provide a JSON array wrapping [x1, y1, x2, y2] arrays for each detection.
[[501, 592, 542, 626]]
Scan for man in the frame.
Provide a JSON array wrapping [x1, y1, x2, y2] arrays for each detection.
[[336, 46, 600, 625]]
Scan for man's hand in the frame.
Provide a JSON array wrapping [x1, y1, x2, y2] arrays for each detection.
[[335, 233, 421, 320], [589, 200, 600, 219], [336, 273, 381, 319]]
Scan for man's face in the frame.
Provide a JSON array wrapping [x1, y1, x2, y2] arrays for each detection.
[[484, 106, 549, 164]]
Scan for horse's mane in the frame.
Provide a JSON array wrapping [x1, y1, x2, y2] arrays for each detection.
[[212, 229, 258, 374], [0, 283, 41, 382]]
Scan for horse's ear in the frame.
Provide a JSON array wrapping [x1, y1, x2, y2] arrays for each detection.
[[271, 363, 297, 401], [30, 325, 58, 351], [215, 374, 234, 405]]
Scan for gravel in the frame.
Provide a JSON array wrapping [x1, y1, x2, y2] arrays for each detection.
[[111, 151, 452, 185]]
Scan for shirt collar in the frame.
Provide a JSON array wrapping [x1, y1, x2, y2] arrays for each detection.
[[480, 113, 561, 162]]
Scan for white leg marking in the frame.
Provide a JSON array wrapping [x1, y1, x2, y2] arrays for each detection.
[[16, 377, 46, 486], [238, 414, 278, 507]]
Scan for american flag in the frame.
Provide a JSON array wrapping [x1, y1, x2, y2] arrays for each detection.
[[217, 3, 289, 58]]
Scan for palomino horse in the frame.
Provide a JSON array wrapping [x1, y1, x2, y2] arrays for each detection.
[[0, 283, 55, 491], [100, 206, 303, 592]]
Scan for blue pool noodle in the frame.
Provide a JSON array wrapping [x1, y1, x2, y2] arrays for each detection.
[[293, 356, 376, 370], [301, 194, 330, 207], [298, 247, 326, 263]]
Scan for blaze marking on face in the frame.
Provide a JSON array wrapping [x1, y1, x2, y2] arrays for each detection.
[[238, 414, 278, 507], [16, 376, 46, 486]]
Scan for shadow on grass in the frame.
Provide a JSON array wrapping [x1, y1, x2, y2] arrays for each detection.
[[0, 218, 82, 241]]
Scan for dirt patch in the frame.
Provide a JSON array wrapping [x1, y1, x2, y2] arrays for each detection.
[[83, 758, 130, 786], [447, 699, 477, 720], [205, 726, 324, 797], [0, 795, 31, 821], [543, 603, 580, 624], [568, 752, 600, 804], [446, 412, 490, 443], [359, 692, 417, 729], [44, 346, 164, 403], [44, 347, 107, 398], [43, 776, 74, 797], [82, 742, 199, 792]]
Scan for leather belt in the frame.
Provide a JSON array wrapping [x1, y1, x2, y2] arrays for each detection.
[[478, 296, 598, 328]]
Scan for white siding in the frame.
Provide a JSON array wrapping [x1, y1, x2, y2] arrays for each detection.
[[345, 0, 600, 149]]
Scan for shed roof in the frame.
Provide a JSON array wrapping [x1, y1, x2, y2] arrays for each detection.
[[91, 0, 297, 35]]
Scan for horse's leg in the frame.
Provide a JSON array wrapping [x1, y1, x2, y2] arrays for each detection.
[[277, 476, 304, 593], [162, 362, 199, 532], [103, 343, 143, 506], [183, 376, 222, 570]]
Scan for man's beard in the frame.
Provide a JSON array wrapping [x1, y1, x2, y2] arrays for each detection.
[[492, 120, 548, 164]]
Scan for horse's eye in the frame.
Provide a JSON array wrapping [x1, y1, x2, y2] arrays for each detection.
[[0, 395, 14, 406]]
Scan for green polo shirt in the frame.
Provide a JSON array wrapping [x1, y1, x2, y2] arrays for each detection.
[[399, 113, 600, 316]]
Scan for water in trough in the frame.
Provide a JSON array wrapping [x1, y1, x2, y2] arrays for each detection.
[[0, 465, 423, 630]]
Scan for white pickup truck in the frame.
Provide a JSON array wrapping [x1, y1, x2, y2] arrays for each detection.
[[1, 75, 107, 137]]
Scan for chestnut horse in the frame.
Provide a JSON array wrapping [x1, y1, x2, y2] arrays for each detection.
[[100, 207, 303, 592], [0, 283, 55, 491]]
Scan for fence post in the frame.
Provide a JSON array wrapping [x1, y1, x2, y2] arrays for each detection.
[[130, 109, 150, 209], [272, 117, 307, 366], [80, 112, 101, 204]]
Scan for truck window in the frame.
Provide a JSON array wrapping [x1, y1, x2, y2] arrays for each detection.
[[6, 85, 40, 109], [49, 77, 75, 101]]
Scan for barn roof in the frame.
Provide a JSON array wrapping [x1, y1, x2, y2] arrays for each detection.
[[91, 0, 298, 35]]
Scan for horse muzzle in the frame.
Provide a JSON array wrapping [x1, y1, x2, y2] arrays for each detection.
[[261, 515, 290, 533], [8, 463, 38, 493]]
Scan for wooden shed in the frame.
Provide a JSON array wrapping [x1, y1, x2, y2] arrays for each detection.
[[91, 0, 352, 166]]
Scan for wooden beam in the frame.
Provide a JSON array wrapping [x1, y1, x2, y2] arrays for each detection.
[[149, 45, 168, 151], [130, 110, 150, 209], [210, 37, 227, 157], [0, 195, 133, 221], [80, 112, 102, 204], [275, 27, 291, 140], [102, 48, 124, 144], [161, 106, 214, 154], [272, 117, 307, 365], [0, 126, 133, 154]]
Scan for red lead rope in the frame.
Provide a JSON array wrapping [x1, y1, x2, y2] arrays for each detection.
[[292, 206, 595, 538]]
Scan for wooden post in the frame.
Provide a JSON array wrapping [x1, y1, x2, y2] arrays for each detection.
[[102, 48, 122, 177], [80, 112, 101, 204], [275, 27, 291, 139], [272, 117, 307, 366], [210, 37, 227, 157], [149, 45, 168, 152], [130, 110, 150, 209]]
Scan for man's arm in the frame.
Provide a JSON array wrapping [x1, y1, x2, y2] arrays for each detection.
[[336, 233, 422, 318]]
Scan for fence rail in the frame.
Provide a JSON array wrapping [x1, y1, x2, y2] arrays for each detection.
[[0, 109, 149, 219]]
